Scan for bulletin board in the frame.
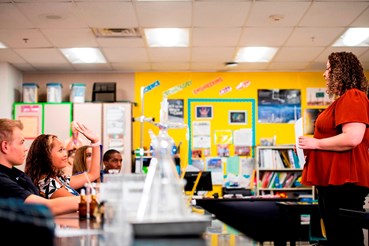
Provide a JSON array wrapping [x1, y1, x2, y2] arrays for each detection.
[[187, 98, 256, 163]]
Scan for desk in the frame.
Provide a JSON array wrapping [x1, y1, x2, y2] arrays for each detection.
[[195, 197, 317, 246], [339, 208, 369, 245], [54, 212, 254, 246], [276, 201, 321, 245]]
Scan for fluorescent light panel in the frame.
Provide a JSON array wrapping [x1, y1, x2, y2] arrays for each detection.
[[144, 28, 189, 47], [235, 47, 277, 62], [333, 27, 369, 47], [60, 48, 106, 64]]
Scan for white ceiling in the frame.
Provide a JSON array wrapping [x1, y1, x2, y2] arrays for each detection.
[[0, 0, 368, 73]]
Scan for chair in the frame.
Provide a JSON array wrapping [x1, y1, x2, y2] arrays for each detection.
[[309, 212, 327, 245], [0, 198, 55, 246]]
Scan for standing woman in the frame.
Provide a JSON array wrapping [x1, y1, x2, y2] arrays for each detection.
[[25, 122, 101, 199], [298, 52, 369, 246]]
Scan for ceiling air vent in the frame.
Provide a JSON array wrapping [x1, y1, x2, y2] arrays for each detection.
[[92, 27, 142, 38]]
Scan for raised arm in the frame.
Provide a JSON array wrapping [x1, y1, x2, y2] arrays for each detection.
[[69, 122, 101, 189]]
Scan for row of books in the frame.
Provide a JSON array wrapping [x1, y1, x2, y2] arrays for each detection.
[[259, 149, 300, 169], [259, 171, 302, 189]]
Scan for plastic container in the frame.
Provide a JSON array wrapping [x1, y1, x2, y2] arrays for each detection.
[[47, 83, 63, 103], [22, 83, 39, 103], [70, 83, 86, 103]]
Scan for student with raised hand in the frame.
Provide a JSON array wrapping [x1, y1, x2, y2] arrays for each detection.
[[0, 118, 79, 215], [25, 121, 101, 199], [298, 51, 369, 246], [72, 145, 93, 175]]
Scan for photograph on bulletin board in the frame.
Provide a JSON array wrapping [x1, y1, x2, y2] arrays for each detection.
[[168, 99, 184, 124], [304, 108, 325, 135], [257, 89, 301, 123], [229, 110, 247, 125], [195, 105, 213, 119]]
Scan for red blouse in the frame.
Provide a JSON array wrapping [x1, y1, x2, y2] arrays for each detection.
[[301, 89, 369, 188]]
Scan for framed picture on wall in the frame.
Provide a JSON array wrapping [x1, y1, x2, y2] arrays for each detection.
[[229, 110, 247, 124], [195, 105, 213, 119]]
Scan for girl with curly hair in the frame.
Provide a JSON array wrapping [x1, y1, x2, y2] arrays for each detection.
[[25, 122, 101, 199]]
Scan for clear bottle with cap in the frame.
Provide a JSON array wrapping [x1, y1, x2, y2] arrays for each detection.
[[89, 189, 99, 220], [78, 188, 88, 219]]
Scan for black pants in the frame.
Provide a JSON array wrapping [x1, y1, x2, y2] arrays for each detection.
[[316, 184, 369, 246]]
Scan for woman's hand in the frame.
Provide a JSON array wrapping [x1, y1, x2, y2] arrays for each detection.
[[298, 136, 319, 150], [72, 122, 99, 143]]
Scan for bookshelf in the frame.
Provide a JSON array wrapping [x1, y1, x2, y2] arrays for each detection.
[[256, 145, 313, 198]]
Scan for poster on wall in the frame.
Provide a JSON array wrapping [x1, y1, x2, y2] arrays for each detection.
[[258, 89, 301, 123], [195, 106, 213, 119], [306, 88, 333, 106], [304, 108, 325, 135], [168, 99, 184, 124]]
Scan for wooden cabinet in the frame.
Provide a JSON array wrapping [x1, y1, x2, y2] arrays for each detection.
[[256, 145, 313, 198]]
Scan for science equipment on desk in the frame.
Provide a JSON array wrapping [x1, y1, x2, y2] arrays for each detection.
[[132, 97, 211, 237]]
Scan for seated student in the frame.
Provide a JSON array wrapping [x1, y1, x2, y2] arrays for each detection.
[[25, 121, 101, 199], [72, 145, 101, 190], [72, 145, 93, 175], [0, 118, 79, 215], [101, 149, 123, 182]]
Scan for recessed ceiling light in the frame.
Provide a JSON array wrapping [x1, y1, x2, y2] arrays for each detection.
[[333, 27, 369, 47], [144, 28, 189, 47], [235, 47, 277, 63], [60, 48, 106, 64]]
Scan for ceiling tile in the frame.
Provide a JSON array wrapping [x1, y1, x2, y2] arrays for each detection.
[[16, 2, 88, 28], [192, 28, 242, 46], [76, 2, 137, 28], [285, 27, 346, 46], [239, 27, 293, 46], [273, 47, 325, 62], [191, 47, 237, 62], [14, 48, 68, 63], [246, 2, 310, 27], [299, 1, 369, 27], [96, 37, 146, 48], [135, 1, 192, 27], [0, 29, 52, 48], [0, 49, 27, 63], [0, 3, 34, 29], [41, 28, 98, 47], [148, 48, 190, 62], [193, 1, 252, 27], [103, 47, 149, 63]]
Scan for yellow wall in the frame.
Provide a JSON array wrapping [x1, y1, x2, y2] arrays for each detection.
[[133, 72, 329, 170]]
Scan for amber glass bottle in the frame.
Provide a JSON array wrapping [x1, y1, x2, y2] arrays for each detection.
[[89, 189, 99, 220], [78, 188, 88, 219]]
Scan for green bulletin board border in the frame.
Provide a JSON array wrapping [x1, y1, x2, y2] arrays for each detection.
[[187, 98, 256, 164], [13, 102, 73, 136]]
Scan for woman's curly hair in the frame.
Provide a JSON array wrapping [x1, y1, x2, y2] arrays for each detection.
[[25, 134, 62, 187], [326, 51, 368, 97]]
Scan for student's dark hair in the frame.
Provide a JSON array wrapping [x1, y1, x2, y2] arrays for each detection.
[[327, 51, 368, 97], [25, 134, 61, 187], [103, 149, 121, 162]]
